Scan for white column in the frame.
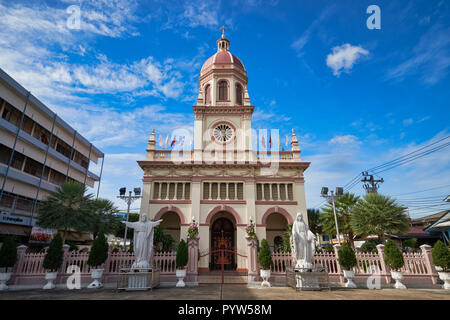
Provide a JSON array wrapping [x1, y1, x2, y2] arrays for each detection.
[[277, 184, 280, 201], [285, 184, 289, 201], [182, 183, 186, 200], [209, 183, 212, 200], [175, 183, 178, 200], [234, 183, 237, 200], [269, 183, 273, 201], [165, 183, 169, 200], [158, 183, 162, 199], [226, 183, 229, 200]]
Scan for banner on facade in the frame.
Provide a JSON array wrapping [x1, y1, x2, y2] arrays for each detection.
[[29, 227, 57, 244]]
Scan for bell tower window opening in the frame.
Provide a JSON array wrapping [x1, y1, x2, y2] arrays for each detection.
[[205, 84, 211, 105], [218, 80, 228, 101], [236, 83, 243, 105]]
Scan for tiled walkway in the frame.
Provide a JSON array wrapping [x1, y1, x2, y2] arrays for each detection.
[[0, 285, 449, 300]]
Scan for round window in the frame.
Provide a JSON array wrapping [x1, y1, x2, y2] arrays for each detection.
[[213, 123, 234, 143]]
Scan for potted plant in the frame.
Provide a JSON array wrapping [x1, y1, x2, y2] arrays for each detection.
[[87, 229, 108, 289], [384, 239, 406, 289], [187, 221, 199, 240], [42, 233, 63, 290], [337, 243, 357, 288], [432, 240, 450, 290], [0, 237, 17, 291], [175, 239, 188, 287], [258, 239, 273, 287]]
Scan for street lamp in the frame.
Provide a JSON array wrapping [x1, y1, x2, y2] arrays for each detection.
[[117, 187, 142, 251], [320, 187, 343, 245]]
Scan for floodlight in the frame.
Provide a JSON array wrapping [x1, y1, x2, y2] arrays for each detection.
[[119, 187, 126, 196], [134, 187, 141, 196], [321, 187, 328, 196], [336, 187, 344, 196]]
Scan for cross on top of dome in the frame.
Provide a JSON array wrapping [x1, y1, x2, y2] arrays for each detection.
[[217, 26, 230, 51]]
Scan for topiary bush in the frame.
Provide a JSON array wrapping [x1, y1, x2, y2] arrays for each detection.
[[176, 239, 188, 269], [432, 240, 450, 272], [338, 242, 357, 270], [384, 239, 404, 270], [258, 239, 273, 270], [43, 233, 64, 272], [0, 236, 17, 271], [87, 229, 108, 269], [360, 239, 381, 253]]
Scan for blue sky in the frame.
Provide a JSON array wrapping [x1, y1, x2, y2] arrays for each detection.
[[0, 0, 449, 217]]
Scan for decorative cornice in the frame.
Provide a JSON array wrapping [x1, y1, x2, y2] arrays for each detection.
[[255, 201, 298, 205], [149, 200, 192, 204], [200, 200, 246, 204]]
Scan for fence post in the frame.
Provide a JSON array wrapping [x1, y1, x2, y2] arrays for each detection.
[[333, 244, 343, 283], [57, 244, 70, 284], [12, 245, 28, 284], [187, 237, 199, 284], [420, 244, 438, 285], [376, 244, 391, 284], [247, 237, 259, 282]]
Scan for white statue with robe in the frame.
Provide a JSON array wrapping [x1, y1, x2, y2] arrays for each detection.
[[122, 214, 163, 269], [292, 212, 316, 270]]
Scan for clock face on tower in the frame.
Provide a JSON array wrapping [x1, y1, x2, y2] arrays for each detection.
[[212, 123, 234, 143]]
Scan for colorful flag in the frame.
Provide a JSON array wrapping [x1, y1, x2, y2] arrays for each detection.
[[179, 136, 185, 147], [285, 134, 289, 147], [278, 136, 281, 149], [159, 135, 163, 148], [190, 135, 193, 146], [261, 135, 266, 148], [165, 134, 169, 148], [170, 136, 177, 148], [269, 135, 272, 148]]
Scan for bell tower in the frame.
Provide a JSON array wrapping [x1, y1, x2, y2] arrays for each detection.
[[193, 27, 254, 162]]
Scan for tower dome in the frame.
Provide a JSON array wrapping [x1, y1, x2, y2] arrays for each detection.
[[200, 27, 246, 76]]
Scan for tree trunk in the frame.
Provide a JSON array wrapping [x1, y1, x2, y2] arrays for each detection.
[[348, 232, 355, 250], [379, 234, 385, 244], [62, 227, 67, 245]]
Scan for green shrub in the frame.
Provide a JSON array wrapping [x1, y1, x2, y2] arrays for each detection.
[[324, 243, 334, 253], [87, 229, 108, 268], [176, 239, 188, 269], [384, 239, 404, 270], [258, 239, 273, 270], [402, 238, 418, 252], [0, 236, 17, 270], [360, 239, 380, 253], [338, 242, 357, 270], [432, 240, 450, 272], [43, 233, 64, 272]]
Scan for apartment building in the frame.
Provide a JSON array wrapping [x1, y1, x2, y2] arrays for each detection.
[[0, 68, 104, 239]]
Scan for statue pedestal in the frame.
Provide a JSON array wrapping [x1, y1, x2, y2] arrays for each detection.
[[117, 268, 160, 291], [286, 267, 329, 291]]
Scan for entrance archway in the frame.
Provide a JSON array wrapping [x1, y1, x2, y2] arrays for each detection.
[[159, 211, 181, 244], [210, 212, 236, 270], [266, 212, 289, 252]]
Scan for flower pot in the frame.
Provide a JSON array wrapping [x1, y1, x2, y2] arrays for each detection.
[[437, 272, 450, 290], [0, 272, 11, 291], [43, 272, 58, 290], [260, 269, 271, 288], [176, 269, 187, 287], [391, 271, 406, 289], [343, 270, 357, 288], [88, 268, 104, 289]]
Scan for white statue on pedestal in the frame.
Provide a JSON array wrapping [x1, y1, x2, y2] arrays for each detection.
[[122, 214, 163, 269], [292, 212, 316, 270]]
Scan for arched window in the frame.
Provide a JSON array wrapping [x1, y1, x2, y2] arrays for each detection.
[[218, 80, 228, 101], [235, 83, 243, 105], [204, 84, 211, 105]]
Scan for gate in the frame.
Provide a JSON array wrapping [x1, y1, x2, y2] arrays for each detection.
[[199, 249, 248, 284]]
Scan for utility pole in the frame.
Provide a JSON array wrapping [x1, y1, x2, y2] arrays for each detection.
[[361, 172, 384, 194], [117, 187, 142, 251], [320, 187, 344, 244]]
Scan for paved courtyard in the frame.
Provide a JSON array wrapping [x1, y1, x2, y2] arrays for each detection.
[[0, 285, 449, 300]]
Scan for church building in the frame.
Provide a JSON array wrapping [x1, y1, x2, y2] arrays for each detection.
[[138, 30, 310, 273]]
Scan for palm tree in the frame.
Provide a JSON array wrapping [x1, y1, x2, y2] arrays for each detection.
[[37, 181, 94, 244], [320, 193, 359, 248], [351, 193, 410, 243], [90, 198, 121, 239], [307, 208, 322, 235]]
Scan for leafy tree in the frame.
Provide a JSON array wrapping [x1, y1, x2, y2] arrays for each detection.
[[37, 181, 95, 244], [338, 242, 357, 270], [115, 213, 140, 240], [87, 229, 109, 268], [402, 238, 418, 252], [384, 239, 404, 270], [0, 237, 17, 271], [282, 223, 293, 253], [324, 243, 334, 253], [432, 240, 450, 272], [307, 208, 322, 235], [351, 193, 410, 243], [320, 193, 359, 248], [43, 233, 64, 272], [176, 239, 188, 269], [90, 198, 120, 238], [154, 226, 176, 252], [258, 239, 273, 270], [360, 239, 381, 253]]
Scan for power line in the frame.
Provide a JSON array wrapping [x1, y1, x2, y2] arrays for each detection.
[[392, 184, 450, 197]]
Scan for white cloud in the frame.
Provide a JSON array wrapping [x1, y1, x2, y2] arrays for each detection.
[[403, 118, 414, 126], [326, 44, 369, 76], [329, 135, 361, 145]]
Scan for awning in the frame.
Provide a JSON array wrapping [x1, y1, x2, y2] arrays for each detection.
[[0, 224, 31, 236]]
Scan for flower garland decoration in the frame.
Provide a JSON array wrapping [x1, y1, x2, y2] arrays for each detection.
[[187, 220, 199, 239], [246, 220, 256, 239]]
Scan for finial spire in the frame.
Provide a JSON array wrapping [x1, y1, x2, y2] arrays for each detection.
[[220, 25, 227, 38]]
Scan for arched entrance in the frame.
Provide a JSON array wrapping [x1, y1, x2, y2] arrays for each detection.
[[210, 212, 236, 270], [266, 212, 289, 252], [159, 211, 181, 244]]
